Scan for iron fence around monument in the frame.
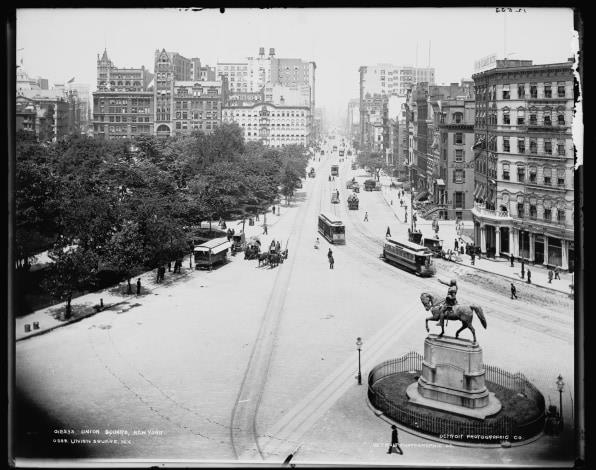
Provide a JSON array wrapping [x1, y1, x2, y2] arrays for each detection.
[[368, 352, 545, 443]]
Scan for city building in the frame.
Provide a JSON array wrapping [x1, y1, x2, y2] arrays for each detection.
[[222, 103, 310, 147], [359, 64, 435, 98], [471, 58, 575, 270], [172, 80, 224, 135], [66, 81, 92, 136], [92, 49, 154, 139], [346, 98, 360, 146], [17, 90, 71, 140]]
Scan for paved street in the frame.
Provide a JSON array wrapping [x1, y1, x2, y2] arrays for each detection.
[[15, 143, 575, 466]]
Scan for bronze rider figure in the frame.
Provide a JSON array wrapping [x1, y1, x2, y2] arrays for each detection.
[[437, 278, 458, 329]]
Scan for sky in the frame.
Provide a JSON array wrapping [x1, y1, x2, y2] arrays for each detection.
[[17, 8, 577, 127]]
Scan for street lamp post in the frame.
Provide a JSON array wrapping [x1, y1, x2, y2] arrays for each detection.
[[556, 374, 565, 427], [356, 337, 363, 385]]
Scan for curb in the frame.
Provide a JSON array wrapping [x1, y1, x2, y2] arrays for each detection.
[[16, 299, 129, 342], [447, 258, 570, 296]]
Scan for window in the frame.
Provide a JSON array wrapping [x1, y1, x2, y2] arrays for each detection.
[[502, 163, 510, 180], [530, 113, 537, 125], [544, 208, 552, 221], [517, 109, 525, 125], [518, 85, 525, 98], [544, 85, 552, 98], [544, 140, 552, 155], [518, 138, 525, 153], [517, 203, 525, 218], [557, 141, 566, 156], [529, 166, 537, 183], [453, 112, 462, 123], [544, 114, 552, 126], [453, 169, 464, 183], [530, 205, 537, 219], [557, 209, 565, 223], [543, 167, 552, 185], [503, 111, 510, 124], [176, 122, 181, 130], [557, 168, 566, 186], [455, 149, 464, 162], [517, 165, 525, 183], [454, 133, 463, 144], [530, 139, 537, 154], [530, 84, 537, 98], [557, 85, 566, 98], [455, 192, 464, 208], [558, 114, 565, 125], [503, 137, 510, 152], [503, 89, 510, 100]]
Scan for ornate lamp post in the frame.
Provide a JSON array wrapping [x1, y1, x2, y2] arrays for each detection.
[[556, 374, 565, 427], [356, 337, 363, 385]]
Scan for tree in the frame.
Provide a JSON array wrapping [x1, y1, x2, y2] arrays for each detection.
[[357, 151, 387, 181], [42, 245, 99, 319], [280, 164, 301, 204], [103, 221, 145, 294]]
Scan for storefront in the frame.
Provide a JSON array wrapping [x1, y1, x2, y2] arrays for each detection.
[[534, 234, 545, 265]]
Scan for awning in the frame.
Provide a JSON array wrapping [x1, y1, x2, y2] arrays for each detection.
[[435, 179, 445, 186], [474, 184, 481, 198]]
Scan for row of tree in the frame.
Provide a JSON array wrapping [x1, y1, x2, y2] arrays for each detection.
[[15, 123, 309, 316]]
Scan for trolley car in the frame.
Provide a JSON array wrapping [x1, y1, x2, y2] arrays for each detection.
[[318, 212, 346, 244], [194, 237, 232, 270], [331, 165, 339, 177], [382, 237, 435, 276]]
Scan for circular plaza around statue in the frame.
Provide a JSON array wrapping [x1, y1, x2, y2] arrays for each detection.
[[366, 284, 546, 446]]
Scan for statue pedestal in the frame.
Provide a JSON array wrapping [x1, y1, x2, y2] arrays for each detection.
[[406, 335, 501, 419]]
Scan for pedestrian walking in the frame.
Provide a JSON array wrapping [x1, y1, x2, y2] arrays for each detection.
[[263, 223, 268, 235], [554, 266, 561, 280], [548, 269, 553, 283], [387, 425, 403, 455], [276, 241, 281, 252], [521, 260, 525, 279], [460, 245, 464, 255], [471, 252, 475, 265], [527, 269, 532, 284], [386, 226, 391, 238], [168, 261, 172, 272], [256, 213, 260, 221], [136, 278, 141, 295], [327, 248, 333, 260], [510, 253, 515, 267], [400, 199, 403, 207], [510, 283, 517, 299], [329, 254, 335, 269], [364, 211, 369, 222], [454, 239, 459, 251], [404, 212, 408, 223], [272, 205, 276, 215]]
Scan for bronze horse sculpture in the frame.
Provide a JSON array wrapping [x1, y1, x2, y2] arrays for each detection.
[[420, 292, 487, 343]]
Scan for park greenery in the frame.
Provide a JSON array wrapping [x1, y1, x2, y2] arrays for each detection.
[[15, 123, 308, 316]]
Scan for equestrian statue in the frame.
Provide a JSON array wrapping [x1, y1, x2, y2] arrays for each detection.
[[420, 278, 487, 343]]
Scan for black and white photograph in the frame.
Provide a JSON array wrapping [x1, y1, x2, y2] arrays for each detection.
[[9, 7, 583, 467]]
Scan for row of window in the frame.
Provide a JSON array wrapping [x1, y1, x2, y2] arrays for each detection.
[[94, 115, 151, 123], [97, 124, 152, 133], [476, 83, 568, 101], [175, 121, 214, 130], [175, 112, 217, 119], [512, 204, 566, 223], [224, 111, 307, 118], [502, 137, 566, 156], [502, 164, 566, 186]]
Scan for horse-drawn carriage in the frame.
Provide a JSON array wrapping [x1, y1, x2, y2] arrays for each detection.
[[347, 193, 359, 210], [308, 168, 316, 178], [230, 232, 246, 255], [422, 237, 443, 257], [244, 236, 261, 260]]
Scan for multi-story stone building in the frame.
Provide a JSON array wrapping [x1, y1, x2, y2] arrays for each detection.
[[171, 81, 224, 135], [222, 103, 310, 147], [92, 49, 154, 139], [359, 64, 435, 97], [346, 98, 360, 145], [19, 89, 72, 140], [471, 58, 575, 271]]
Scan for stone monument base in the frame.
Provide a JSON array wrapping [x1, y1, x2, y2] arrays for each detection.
[[407, 334, 502, 418], [406, 382, 502, 419]]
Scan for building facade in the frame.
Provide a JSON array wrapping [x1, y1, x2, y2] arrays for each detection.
[[222, 103, 310, 147], [172, 81, 224, 135], [471, 59, 575, 271], [92, 49, 154, 139]]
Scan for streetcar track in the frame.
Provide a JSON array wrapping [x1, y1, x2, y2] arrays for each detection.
[[229, 160, 324, 460]]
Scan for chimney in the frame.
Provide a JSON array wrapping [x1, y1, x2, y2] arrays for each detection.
[[259, 47, 265, 57], [269, 48, 275, 57]]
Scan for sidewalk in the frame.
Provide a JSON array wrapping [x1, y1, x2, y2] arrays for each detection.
[[16, 200, 293, 342], [377, 176, 573, 296]]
